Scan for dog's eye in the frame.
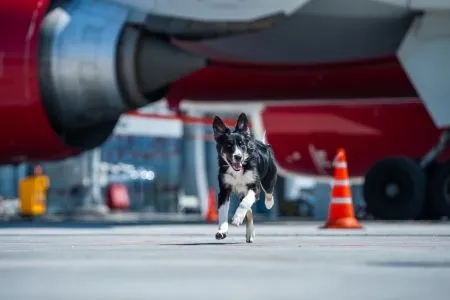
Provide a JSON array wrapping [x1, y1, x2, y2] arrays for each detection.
[[226, 144, 233, 149]]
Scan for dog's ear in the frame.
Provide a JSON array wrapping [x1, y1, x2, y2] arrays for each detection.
[[213, 116, 230, 139], [235, 113, 250, 135]]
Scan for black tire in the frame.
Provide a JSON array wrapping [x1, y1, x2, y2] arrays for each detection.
[[426, 161, 450, 218], [363, 156, 426, 220], [417, 161, 442, 220]]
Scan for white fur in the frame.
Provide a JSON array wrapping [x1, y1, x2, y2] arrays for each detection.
[[242, 150, 249, 162], [261, 130, 267, 144], [260, 184, 275, 210], [222, 169, 256, 196], [233, 147, 243, 159], [232, 190, 256, 226], [217, 201, 229, 234], [265, 193, 274, 210]]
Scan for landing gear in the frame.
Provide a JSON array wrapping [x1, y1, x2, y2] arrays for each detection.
[[423, 131, 450, 218], [419, 131, 450, 169], [363, 157, 426, 220], [363, 131, 450, 220], [426, 161, 450, 218]]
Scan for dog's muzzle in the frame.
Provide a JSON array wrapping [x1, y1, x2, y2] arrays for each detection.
[[231, 154, 243, 171]]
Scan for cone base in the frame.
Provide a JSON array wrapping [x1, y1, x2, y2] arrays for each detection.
[[320, 217, 363, 229], [206, 214, 218, 223]]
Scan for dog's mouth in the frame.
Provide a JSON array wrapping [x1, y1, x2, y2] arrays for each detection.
[[222, 152, 244, 171], [231, 161, 243, 171]]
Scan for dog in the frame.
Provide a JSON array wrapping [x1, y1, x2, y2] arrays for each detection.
[[212, 112, 277, 243]]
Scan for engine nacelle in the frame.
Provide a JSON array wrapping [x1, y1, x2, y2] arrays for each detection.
[[38, 0, 208, 150]]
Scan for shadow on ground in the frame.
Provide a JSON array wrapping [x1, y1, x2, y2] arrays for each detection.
[[367, 261, 450, 268]]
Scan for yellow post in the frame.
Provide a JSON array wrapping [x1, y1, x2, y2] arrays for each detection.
[[18, 169, 50, 217]]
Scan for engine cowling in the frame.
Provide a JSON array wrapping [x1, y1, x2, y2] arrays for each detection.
[[38, 0, 208, 150]]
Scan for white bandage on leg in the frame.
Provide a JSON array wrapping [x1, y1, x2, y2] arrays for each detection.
[[232, 190, 256, 226], [218, 201, 229, 233]]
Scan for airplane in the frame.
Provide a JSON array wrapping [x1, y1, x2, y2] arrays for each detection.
[[165, 0, 450, 220], [0, 0, 449, 220]]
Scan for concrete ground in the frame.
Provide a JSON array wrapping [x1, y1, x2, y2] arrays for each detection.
[[1, 221, 450, 300]]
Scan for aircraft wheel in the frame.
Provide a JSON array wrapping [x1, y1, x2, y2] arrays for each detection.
[[363, 156, 426, 220], [426, 161, 450, 218]]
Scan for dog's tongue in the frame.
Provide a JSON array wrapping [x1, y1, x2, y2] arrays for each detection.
[[232, 162, 242, 171]]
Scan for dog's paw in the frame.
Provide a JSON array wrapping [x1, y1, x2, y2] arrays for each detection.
[[231, 213, 245, 227], [265, 199, 274, 210], [215, 231, 227, 240], [231, 205, 247, 226], [246, 229, 255, 243], [265, 194, 274, 210], [246, 235, 255, 243]]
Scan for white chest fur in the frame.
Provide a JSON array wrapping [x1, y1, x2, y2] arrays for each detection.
[[222, 169, 256, 196]]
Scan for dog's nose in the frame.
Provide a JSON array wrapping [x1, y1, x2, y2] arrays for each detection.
[[234, 154, 242, 162]]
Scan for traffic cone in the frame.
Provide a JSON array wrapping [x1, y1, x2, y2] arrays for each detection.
[[206, 188, 218, 223], [320, 148, 363, 229]]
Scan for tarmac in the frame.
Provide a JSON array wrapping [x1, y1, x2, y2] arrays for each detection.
[[1, 221, 450, 300]]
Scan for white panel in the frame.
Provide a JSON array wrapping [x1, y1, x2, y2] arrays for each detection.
[[397, 12, 450, 129], [114, 115, 183, 138]]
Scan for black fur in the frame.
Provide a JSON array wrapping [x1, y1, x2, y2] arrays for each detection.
[[212, 113, 277, 211]]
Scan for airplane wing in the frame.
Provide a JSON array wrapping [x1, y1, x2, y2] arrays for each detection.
[[111, 0, 309, 39], [375, 0, 450, 10]]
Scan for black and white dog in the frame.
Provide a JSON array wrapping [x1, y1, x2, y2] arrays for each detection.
[[212, 113, 277, 243]]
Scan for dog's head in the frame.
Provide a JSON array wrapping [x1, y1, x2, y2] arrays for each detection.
[[212, 113, 253, 172]]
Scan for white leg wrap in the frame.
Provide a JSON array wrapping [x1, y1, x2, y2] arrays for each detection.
[[217, 201, 229, 233], [232, 190, 256, 226]]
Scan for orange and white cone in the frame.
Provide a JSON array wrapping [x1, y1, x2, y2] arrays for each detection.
[[205, 188, 218, 223], [320, 148, 363, 229]]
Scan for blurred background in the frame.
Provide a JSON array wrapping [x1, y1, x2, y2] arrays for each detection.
[[0, 100, 366, 223], [1, 0, 449, 224]]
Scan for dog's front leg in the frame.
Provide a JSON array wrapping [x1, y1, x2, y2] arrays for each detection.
[[232, 189, 256, 227], [215, 189, 230, 240]]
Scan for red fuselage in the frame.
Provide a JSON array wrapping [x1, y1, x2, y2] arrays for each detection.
[[0, 0, 448, 180], [261, 99, 450, 178]]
